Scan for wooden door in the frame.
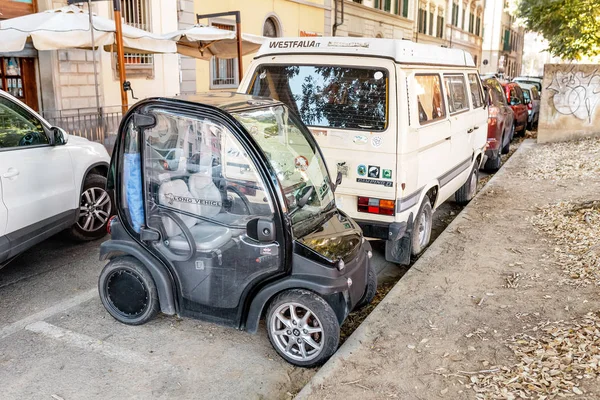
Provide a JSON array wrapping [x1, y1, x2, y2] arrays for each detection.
[[21, 58, 38, 111], [0, 57, 39, 111]]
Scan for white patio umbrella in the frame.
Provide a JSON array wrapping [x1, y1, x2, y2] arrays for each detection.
[[0, 4, 177, 112], [162, 25, 264, 60], [0, 5, 176, 54]]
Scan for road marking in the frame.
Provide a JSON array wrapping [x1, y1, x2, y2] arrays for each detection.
[[0, 288, 96, 340], [26, 321, 151, 365]]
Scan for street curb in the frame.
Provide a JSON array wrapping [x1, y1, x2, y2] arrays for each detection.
[[295, 139, 536, 399]]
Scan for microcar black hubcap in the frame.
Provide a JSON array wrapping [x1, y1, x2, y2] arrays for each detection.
[[106, 269, 148, 318]]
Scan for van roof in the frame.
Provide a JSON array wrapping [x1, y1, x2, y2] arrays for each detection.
[[255, 37, 476, 68]]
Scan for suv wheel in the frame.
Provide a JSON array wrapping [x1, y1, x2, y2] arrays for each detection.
[[69, 174, 113, 241]]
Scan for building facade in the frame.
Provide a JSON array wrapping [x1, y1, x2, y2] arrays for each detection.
[[192, 0, 330, 93], [332, 0, 483, 67], [480, 0, 524, 78]]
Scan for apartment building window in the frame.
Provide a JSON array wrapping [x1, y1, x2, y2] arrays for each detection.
[[468, 11, 474, 34], [436, 15, 444, 38], [263, 16, 281, 37], [120, 0, 153, 77], [461, 8, 465, 30], [503, 29, 511, 51], [394, 0, 409, 17], [210, 22, 238, 88], [418, 8, 427, 34], [451, 2, 459, 26], [475, 15, 481, 36]]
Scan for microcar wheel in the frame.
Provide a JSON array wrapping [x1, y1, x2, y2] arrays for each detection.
[[266, 289, 339, 367], [410, 195, 433, 256], [455, 166, 478, 206], [69, 174, 113, 241], [354, 263, 377, 310], [98, 256, 159, 326]]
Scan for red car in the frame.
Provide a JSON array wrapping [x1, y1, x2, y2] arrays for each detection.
[[502, 82, 528, 136], [482, 77, 515, 171]]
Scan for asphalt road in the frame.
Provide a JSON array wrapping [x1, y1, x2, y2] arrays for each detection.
[[0, 201, 460, 400]]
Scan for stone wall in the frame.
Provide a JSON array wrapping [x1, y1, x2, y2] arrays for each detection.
[[538, 64, 600, 143], [57, 49, 102, 110]]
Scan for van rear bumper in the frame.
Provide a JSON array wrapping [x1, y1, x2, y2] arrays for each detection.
[[354, 219, 407, 242]]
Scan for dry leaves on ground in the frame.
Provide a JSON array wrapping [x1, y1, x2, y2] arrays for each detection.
[[517, 137, 600, 180], [530, 200, 600, 287], [467, 312, 600, 399]]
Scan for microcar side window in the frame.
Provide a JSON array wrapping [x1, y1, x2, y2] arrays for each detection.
[[467, 73, 485, 109], [415, 74, 446, 125], [443, 74, 469, 114], [142, 110, 275, 236]]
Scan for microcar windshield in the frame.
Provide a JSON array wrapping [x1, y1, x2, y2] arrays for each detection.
[[233, 105, 335, 234]]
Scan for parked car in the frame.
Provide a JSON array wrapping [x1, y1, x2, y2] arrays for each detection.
[[513, 76, 543, 94], [239, 37, 488, 264], [0, 90, 111, 268], [481, 77, 515, 171], [501, 82, 528, 136], [519, 83, 541, 130], [99, 93, 376, 367]]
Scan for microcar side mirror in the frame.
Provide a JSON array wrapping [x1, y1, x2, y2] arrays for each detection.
[[247, 217, 276, 242]]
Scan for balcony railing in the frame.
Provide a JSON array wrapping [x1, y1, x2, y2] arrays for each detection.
[[41, 106, 122, 147]]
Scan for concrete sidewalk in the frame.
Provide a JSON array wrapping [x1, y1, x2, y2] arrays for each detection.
[[297, 139, 600, 399]]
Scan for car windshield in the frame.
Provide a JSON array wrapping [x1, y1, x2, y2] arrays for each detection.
[[522, 89, 531, 102], [232, 105, 335, 236], [247, 65, 388, 131]]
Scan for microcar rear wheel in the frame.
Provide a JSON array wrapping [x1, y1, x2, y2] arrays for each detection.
[[69, 174, 113, 241], [266, 289, 339, 367], [99, 256, 159, 326]]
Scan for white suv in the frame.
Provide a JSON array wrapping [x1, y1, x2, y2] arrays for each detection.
[[0, 90, 111, 267]]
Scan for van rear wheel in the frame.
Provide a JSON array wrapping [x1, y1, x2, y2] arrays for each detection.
[[455, 166, 478, 206], [411, 195, 433, 256], [266, 289, 339, 367]]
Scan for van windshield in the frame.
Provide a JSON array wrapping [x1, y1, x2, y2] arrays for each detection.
[[247, 65, 388, 131], [232, 105, 335, 237]]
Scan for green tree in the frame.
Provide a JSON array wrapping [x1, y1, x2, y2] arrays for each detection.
[[515, 0, 600, 60]]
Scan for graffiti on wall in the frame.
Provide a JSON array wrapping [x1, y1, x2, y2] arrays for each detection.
[[547, 67, 600, 123]]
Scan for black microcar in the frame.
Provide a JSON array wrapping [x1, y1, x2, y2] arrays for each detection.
[[99, 93, 376, 367]]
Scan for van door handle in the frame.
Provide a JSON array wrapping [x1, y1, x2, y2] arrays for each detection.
[[2, 168, 19, 179], [474, 126, 480, 130], [467, 128, 474, 133]]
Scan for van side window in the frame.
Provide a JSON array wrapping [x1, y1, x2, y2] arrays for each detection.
[[415, 74, 446, 124], [467, 73, 484, 108], [443, 74, 469, 114]]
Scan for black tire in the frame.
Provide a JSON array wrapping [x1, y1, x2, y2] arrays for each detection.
[[411, 195, 433, 256], [455, 165, 478, 206], [69, 174, 113, 241], [98, 256, 159, 326], [501, 132, 511, 154], [354, 263, 377, 310], [517, 123, 526, 137], [266, 289, 340, 367], [483, 151, 501, 172]]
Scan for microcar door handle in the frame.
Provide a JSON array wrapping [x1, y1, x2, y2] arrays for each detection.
[[2, 168, 19, 179]]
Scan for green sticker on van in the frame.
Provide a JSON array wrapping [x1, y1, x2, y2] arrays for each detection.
[[382, 169, 392, 179]]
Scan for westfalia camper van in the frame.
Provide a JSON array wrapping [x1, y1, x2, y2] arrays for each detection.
[[239, 38, 488, 264]]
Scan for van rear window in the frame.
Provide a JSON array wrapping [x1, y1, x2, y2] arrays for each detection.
[[248, 65, 388, 131]]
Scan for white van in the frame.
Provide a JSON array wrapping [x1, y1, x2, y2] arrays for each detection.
[[239, 37, 487, 264]]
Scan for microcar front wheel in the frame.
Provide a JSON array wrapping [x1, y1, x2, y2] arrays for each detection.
[[99, 256, 159, 326], [266, 289, 339, 367]]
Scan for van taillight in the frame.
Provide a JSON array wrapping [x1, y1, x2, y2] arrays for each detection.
[[488, 106, 499, 126], [527, 102, 532, 110], [358, 197, 395, 216]]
